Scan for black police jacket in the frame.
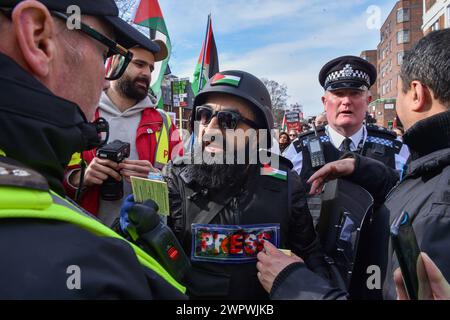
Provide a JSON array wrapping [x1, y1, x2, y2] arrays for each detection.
[[0, 53, 185, 299], [295, 125, 401, 186], [163, 156, 328, 299], [269, 110, 450, 300]]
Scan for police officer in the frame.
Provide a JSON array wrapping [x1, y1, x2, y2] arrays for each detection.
[[0, 0, 184, 298], [161, 70, 328, 299], [284, 56, 408, 182], [257, 30, 450, 300]]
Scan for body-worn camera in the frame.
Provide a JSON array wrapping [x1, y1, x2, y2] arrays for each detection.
[[96, 140, 130, 201]]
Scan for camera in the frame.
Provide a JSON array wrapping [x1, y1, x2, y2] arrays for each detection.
[[96, 140, 131, 201]]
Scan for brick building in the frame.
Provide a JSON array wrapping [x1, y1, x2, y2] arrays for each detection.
[[422, 0, 450, 34], [370, 0, 423, 128], [360, 50, 379, 101]]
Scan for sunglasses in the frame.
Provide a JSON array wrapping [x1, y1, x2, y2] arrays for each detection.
[[194, 105, 260, 130], [0, 8, 132, 81]]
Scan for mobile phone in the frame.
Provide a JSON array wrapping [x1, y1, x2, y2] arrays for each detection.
[[390, 211, 431, 300]]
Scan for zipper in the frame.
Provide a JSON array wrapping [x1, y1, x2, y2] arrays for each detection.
[[231, 196, 241, 225]]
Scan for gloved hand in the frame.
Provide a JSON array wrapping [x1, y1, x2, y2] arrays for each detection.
[[119, 194, 160, 241]]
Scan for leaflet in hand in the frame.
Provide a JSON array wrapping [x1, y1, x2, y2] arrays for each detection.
[[130, 176, 170, 216]]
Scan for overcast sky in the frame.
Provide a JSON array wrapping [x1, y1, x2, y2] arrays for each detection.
[[135, 0, 398, 116]]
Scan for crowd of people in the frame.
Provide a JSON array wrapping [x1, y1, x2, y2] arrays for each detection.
[[0, 0, 449, 300]]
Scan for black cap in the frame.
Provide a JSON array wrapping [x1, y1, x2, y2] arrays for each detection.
[[2, 0, 161, 54], [319, 55, 377, 91]]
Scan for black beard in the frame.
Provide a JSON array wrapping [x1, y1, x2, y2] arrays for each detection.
[[187, 164, 249, 189], [117, 74, 149, 101]]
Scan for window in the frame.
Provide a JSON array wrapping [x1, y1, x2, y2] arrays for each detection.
[[397, 51, 405, 65], [397, 8, 410, 23], [447, 6, 450, 28], [397, 30, 410, 44], [432, 21, 440, 31]]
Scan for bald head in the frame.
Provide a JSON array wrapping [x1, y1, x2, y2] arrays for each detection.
[[0, 1, 115, 120]]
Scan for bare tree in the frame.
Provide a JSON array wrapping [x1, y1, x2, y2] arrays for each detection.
[[115, 0, 137, 22], [261, 78, 289, 127]]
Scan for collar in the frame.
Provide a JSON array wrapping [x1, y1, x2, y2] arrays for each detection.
[[0, 52, 89, 195], [326, 125, 365, 151], [403, 110, 450, 161]]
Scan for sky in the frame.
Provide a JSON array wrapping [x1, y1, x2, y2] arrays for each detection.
[[128, 0, 399, 117]]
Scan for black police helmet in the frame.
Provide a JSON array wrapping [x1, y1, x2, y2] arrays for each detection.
[[192, 70, 274, 133]]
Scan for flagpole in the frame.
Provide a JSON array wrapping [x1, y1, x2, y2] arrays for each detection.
[[198, 14, 211, 92]]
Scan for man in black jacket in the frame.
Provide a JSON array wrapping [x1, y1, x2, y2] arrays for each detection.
[[0, 0, 185, 299], [162, 70, 328, 299], [257, 29, 450, 300]]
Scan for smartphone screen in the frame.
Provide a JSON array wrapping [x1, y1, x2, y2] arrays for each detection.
[[390, 211, 432, 300]]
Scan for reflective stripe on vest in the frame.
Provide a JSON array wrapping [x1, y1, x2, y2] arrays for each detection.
[[154, 109, 172, 169], [0, 186, 186, 294]]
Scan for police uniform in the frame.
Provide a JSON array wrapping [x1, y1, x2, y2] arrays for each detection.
[[0, 14, 185, 299], [284, 56, 408, 180], [283, 56, 408, 223]]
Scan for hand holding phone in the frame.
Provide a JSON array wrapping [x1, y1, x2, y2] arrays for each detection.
[[390, 211, 432, 300]]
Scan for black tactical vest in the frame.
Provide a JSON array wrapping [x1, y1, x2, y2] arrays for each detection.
[[172, 158, 292, 299], [298, 126, 402, 185]]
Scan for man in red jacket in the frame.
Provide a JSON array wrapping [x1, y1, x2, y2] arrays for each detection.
[[65, 45, 182, 225]]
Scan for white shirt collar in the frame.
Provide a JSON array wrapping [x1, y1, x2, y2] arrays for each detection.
[[326, 125, 365, 151]]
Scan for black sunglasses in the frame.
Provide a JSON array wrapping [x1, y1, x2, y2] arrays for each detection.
[[195, 105, 260, 130], [0, 8, 132, 80]]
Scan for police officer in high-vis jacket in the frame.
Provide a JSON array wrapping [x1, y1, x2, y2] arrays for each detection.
[[0, 0, 185, 299], [284, 56, 408, 183], [161, 70, 328, 299]]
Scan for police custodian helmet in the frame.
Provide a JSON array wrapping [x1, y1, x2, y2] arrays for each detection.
[[192, 70, 274, 131], [319, 55, 377, 91]]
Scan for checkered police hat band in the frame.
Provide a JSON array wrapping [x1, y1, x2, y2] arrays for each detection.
[[325, 64, 371, 88]]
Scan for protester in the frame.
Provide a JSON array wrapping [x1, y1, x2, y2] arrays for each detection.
[[278, 132, 291, 155], [0, 0, 185, 299], [314, 112, 328, 127], [64, 44, 181, 226], [127, 70, 328, 299], [288, 129, 299, 141]]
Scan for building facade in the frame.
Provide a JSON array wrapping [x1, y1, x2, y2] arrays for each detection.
[[360, 50, 379, 101], [371, 0, 423, 128], [422, 0, 450, 33]]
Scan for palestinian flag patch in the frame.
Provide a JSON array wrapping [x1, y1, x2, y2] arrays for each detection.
[[260, 164, 287, 181], [211, 73, 241, 87]]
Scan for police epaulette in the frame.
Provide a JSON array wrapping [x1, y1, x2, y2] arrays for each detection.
[[0, 159, 49, 191], [292, 127, 326, 153], [366, 124, 397, 139]]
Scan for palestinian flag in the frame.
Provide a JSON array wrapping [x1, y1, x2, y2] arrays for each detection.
[[211, 73, 241, 87], [192, 14, 219, 95], [281, 113, 287, 131], [132, 0, 171, 109], [260, 164, 287, 181]]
